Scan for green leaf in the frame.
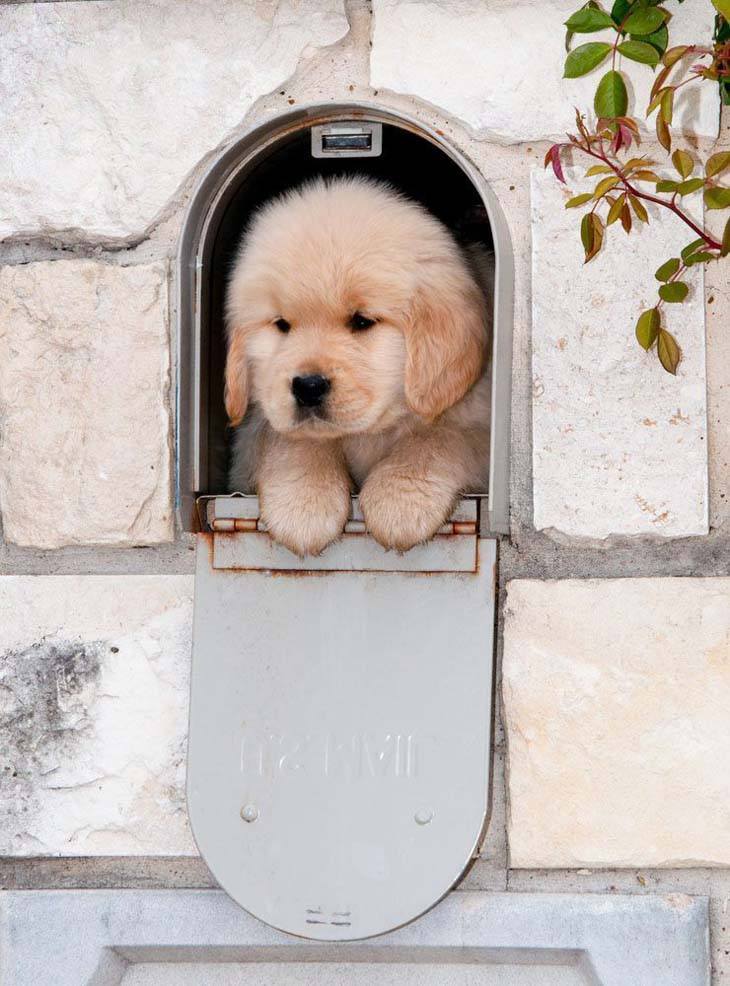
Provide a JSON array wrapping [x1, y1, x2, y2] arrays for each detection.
[[672, 149, 694, 179], [663, 45, 689, 68], [660, 88, 674, 125], [647, 87, 667, 116], [656, 111, 671, 152], [704, 187, 730, 210], [681, 238, 705, 261], [594, 175, 621, 198], [655, 257, 680, 282], [685, 251, 716, 266], [657, 328, 681, 374], [722, 218, 730, 258], [581, 212, 604, 262], [635, 308, 660, 351], [607, 195, 625, 225], [711, 0, 730, 20], [629, 194, 649, 223], [611, 0, 630, 22], [656, 180, 679, 193], [659, 281, 689, 303], [624, 157, 656, 172], [706, 151, 730, 178], [565, 8, 616, 32], [640, 24, 668, 57], [564, 42, 613, 77], [623, 8, 666, 35], [594, 69, 629, 116], [676, 178, 705, 196], [585, 164, 614, 175], [618, 40, 660, 66], [581, 212, 594, 253], [565, 192, 594, 208], [631, 169, 660, 181]]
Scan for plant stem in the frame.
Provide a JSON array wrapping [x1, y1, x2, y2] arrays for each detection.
[[577, 144, 722, 250]]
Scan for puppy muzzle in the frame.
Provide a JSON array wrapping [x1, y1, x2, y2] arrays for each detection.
[[291, 374, 331, 409]]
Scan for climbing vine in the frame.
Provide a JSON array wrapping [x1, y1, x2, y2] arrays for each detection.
[[546, 0, 730, 373]]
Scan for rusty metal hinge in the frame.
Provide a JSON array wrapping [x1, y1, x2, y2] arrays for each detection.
[[199, 495, 478, 537]]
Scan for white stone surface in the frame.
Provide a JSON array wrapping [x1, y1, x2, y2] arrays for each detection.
[[0, 889, 711, 986], [707, 258, 730, 531], [0, 575, 195, 856], [371, 0, 719, 144], [503, 577, 730, 868], [0, 260, 173, 548], [0, 0, 348, 240], [531, 166, 708, 538]]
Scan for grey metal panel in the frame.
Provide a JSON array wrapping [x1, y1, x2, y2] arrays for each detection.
[[0, 889, 711, 985], [187, 538, 496, 940], [212, 530, 477, 573], [176, 103, 514, 533]]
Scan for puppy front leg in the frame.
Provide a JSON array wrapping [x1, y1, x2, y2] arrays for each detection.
[[257, 432, 351, 557], [360, 427, 472, 552]]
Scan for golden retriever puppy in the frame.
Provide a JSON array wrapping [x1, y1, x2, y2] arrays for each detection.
[[225, 176, 491, 557]]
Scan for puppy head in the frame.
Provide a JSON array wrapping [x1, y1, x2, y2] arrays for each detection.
[[225, 177, 488, 438]]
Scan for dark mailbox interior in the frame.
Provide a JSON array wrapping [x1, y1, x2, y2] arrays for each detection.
[[202, 121, 494, 495]]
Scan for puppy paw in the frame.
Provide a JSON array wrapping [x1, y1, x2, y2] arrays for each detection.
[[360, 471, 455, 552], [260, 484, 350, 558]]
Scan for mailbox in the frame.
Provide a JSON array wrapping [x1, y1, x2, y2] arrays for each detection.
[[179, 104, 513, 940]]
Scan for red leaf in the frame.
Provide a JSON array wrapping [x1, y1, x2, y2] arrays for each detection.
[[545, 144, 567, 183], [619, 123, 634, 149]]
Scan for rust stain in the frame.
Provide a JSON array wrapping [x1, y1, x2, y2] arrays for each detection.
[[634, 495, 670, 526], [642, 418, 657, 427], [453, 521, 477, 535], [669, 408, 690, 426]]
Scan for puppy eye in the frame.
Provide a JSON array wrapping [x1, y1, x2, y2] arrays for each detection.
[[349, 312, 376, 331], [274, 317, 291, 334]]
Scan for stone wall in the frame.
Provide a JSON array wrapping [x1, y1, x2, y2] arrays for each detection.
[[1, 0, 729, 980]]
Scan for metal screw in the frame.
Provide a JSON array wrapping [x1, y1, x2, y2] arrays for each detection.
[[240, 804, 259, 823], [414, 809, 433, 825]]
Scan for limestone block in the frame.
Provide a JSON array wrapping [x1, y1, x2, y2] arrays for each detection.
[[707, 259, 730, 531], [0, 889, 710, 985], [0, 574, 195, 856], [0, 260, 172, 548], [371, 0, 719, 144], [531, 166, 708, 538], [0, 0, 348, 240], [503, 577, 730, 868]]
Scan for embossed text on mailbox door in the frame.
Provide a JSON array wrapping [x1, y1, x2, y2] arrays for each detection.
[[240, 731, 430, 780]]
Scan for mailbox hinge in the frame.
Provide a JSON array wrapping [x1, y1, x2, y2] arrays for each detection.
[[201, 495, 478, 537]]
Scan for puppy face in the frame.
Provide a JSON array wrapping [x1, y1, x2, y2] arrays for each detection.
[[241, 279, 409, 440], [225, 178, 487, 439]]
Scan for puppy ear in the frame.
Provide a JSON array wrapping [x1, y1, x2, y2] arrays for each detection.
[[224, 328, 249, 426], [405, 271, 487, 421]]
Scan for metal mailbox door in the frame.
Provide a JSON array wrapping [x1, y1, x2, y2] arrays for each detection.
[[187, 495, 496, 941]]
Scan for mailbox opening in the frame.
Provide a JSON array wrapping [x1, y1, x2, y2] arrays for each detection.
[[178, 105, 513, 534]]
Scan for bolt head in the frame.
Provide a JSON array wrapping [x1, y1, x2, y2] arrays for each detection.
[[240, 804, 259, 823], [414, 808, 433, 825]]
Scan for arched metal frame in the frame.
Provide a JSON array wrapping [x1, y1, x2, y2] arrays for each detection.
[[177, 103, 514, 534]]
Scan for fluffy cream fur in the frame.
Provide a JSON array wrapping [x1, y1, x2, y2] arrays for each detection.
[[225, 177, 491, 556]]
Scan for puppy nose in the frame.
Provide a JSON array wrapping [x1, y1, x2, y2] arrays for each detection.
[[292, 374, 331, 408]]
